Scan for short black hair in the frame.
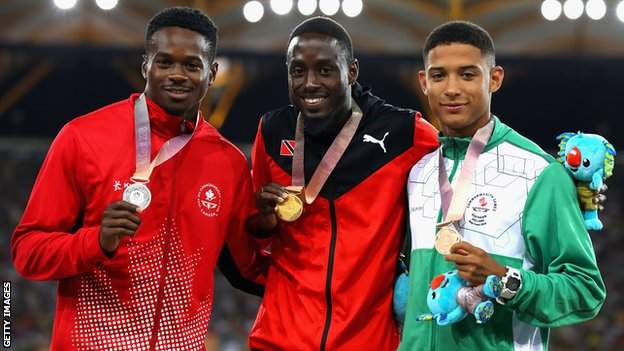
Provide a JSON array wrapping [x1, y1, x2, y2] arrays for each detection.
[[288, 16, 354, 62], [423, 21, 495, 66], [145, 7, 218, 62]]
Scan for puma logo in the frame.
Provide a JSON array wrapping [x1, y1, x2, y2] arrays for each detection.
[[363, 132, 389, 153]]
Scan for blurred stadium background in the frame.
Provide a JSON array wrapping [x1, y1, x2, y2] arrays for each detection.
[[0, 0, 622, 350]]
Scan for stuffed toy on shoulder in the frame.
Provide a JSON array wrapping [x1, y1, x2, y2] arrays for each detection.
[[557, 132, 616, 231], [417, 270, 502, 326]]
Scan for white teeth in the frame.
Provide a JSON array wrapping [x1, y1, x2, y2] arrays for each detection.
[[304, 97, 324, 104]]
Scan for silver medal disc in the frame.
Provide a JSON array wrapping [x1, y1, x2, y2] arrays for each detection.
[[123, 182, 152, 210]]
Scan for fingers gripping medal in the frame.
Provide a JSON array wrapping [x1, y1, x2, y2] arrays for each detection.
[[275, 186, 304, 222], [435, 224, 462, 255], [123, 182, 152, 211]]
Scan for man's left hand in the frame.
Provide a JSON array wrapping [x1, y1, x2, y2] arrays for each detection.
[[445, 241, 506, 285]]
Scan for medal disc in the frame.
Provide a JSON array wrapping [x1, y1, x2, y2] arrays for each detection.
[[275, 192, 304, 222], [435, 225, 461, 255], [123, 182, 152, 211]]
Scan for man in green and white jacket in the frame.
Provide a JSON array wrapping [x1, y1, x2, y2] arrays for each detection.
[[398, 21, 605, 350]]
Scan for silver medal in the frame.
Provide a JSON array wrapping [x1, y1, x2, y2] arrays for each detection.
[[123, 182, 152, 210]]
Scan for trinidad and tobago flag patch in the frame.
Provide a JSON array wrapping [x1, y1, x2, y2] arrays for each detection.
[[280, 139, 296, 156]]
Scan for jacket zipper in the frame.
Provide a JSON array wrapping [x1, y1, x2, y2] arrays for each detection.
[[430, 141, 460, 350], [320, 185, 338, 351]]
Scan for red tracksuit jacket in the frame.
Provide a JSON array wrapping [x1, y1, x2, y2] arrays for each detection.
[[248, 83, 439, 350], [12, 94, 263, 350]]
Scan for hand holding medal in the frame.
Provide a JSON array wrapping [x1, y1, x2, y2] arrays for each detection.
[[99, 201, 141, 255]]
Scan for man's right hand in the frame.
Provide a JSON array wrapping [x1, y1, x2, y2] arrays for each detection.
[[256, 183, 287, 214], [255, 183, 287, 232], [99, 201, 141, 256]]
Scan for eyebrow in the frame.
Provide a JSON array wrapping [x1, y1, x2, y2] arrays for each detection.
[[428, 64, 480, 71], [154, 52, 203, 61], [288, 57, 336, 66]]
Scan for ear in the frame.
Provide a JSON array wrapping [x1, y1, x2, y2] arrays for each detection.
[[489, 65, 504, 93], [418, 70, 428, 96], [348, 58, 359, 85], [208, 61, 219, 86], [141, 54, 148, 79]]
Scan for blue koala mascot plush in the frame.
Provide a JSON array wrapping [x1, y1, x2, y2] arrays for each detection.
[[557, 132, 616, 230], [416, 270, 502, 326]]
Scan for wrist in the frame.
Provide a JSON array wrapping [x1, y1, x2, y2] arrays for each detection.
[[496, 266, 523, 305]]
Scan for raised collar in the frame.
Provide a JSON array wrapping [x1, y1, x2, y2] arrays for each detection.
[[129, 93, 199, 139], [438, 116, 511, 160]]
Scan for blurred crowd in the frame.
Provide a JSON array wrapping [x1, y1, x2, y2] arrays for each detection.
[[0, 140, 621, 351]]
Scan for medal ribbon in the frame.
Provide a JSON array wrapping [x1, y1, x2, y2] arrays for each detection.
[[437, 119, 494, 227], [292, 99, 363, 204], [131, 94, 200, 183]]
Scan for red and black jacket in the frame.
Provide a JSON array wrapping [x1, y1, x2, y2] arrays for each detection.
[[249, 83, 438, 350]]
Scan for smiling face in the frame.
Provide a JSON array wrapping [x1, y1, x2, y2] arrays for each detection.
[[143, 26, 217, 120], [419, 43, 504, 137], [286, 33, 358, 120]]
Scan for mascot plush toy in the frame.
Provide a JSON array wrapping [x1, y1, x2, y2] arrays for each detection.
[[416, 270, 501, 326], [557, 132, 616, 230]]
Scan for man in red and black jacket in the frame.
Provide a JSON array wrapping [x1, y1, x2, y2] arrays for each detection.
[[249, 17, 438, 350]]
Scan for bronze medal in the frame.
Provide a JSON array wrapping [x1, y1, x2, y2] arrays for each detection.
[[275, 186, 304, 222], [434, 224, 461, 255]]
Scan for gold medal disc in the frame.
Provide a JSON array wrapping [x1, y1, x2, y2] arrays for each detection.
[[435, 225, 461, 255], [275, 190, 304, 222]]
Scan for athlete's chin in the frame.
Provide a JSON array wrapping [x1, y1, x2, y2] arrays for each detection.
[[298, 107, 330, 119], [438, 115, 470, 129]]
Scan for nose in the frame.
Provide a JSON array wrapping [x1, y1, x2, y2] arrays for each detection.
[[303, 71, 321, 90], [566, 146, 581, 167], [168, 64, 188, 83], [443, 76, 461, 98]]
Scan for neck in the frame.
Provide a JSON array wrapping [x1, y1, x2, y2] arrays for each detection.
[[304, 105, 351, 140], [442, 115, 491, 138], [182, 107, 199, 122]]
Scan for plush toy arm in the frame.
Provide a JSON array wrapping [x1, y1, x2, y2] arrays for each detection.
[[437, 306, 465, 325], [590, 169, 604, 191], [416, 313, 434, 322]]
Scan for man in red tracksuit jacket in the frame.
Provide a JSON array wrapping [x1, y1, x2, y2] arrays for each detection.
[[11, 7, 263, 350], [249, 17, 438, 350]]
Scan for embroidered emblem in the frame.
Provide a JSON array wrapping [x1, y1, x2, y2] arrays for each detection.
[[198, 184, 222, 217], [467, 193, 497, 226]]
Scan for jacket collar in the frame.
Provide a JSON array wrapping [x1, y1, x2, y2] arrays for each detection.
[[438, 116, 511, 160]]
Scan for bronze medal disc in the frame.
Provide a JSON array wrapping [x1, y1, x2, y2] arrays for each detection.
[[435, 225, 461, 255], [275, 192, 304, 222]]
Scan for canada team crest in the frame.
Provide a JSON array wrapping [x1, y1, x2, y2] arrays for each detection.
[[197, 184, 221, 217]]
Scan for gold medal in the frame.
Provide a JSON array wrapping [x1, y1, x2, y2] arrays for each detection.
[[275, 186, 304, 222], [434, 224, 461, 255]]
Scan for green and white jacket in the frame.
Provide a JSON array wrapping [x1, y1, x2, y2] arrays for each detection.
[[399, 117, 605, 351]]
